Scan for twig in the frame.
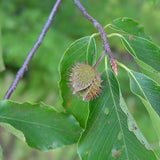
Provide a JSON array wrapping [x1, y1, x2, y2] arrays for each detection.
[[73, 0, 118, 75], [93, 50, 105, 69], [3, 0, 62, 100]]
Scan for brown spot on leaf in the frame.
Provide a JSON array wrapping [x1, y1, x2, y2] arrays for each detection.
[[131, 124, 137, 130], [37, 146, 41, 150], [129, 35, 136, 41], [92, 50, 94, 54], [65, 101, 71, 110], [112, 149, 121, 159]]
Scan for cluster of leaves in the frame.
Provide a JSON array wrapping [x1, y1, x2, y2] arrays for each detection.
[[0, 17, 160, 160]]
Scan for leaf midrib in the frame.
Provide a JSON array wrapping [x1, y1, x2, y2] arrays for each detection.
[[105, 69, 129, 159], [0, 115, 70, 132]]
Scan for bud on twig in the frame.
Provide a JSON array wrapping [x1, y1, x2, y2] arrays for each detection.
[[110, 58, 118, 76]]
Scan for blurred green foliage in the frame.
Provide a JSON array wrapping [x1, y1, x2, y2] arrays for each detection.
[[0, 0, 160, 159]]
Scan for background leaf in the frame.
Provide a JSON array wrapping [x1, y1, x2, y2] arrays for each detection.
[[0, 146, 3, 160], [0, 122, 25, 142], [152, 0, 158, 5], [0, 27, 5, 72], [110, 17, 149, 39], [0, 100, 82, 151], [59, 36, 96, 128], [78, 69, 156, 160]]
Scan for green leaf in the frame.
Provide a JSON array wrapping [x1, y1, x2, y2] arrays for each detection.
[[59, 36, 96, 128], [152, 0, 158, 5], [121, 35, 160, 71], [118, 63, 160, 157], [78, 69, 156, 160], [120, 95, 152, 150], [128, 70, 160, 116], [0, 27, 5, 72], [110, 17, 149, 39], [0, 100, 82, 151], [0, 146, 3, 160], [110, 17, 160, 83], [135, 58, 160, 84], [128, 70, 160, 137], [120, 94, 160, 158]]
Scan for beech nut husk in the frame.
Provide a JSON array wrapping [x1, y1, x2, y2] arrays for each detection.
[[68, 63, 103, 101]]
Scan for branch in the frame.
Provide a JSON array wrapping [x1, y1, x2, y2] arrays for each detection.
[[73, 0, 118, 75], [3, 0, 62, 100]]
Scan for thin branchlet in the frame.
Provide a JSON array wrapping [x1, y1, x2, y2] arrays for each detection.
[[93, 50, 105, 69], [3, 0, 62, 100], [73, 0, 117, 75]]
